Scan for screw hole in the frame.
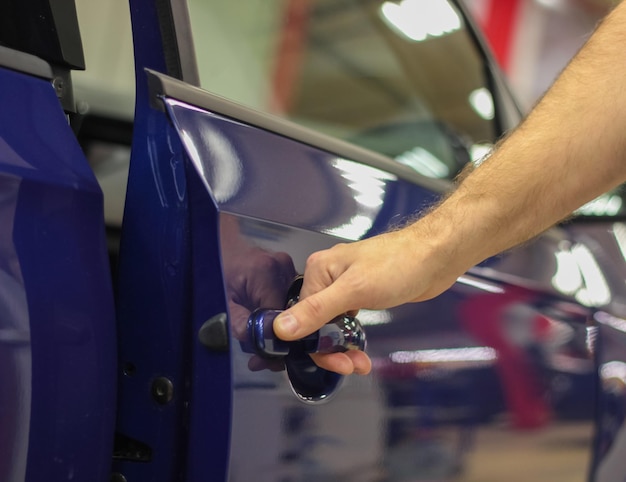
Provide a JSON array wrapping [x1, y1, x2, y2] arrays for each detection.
[[151, 377, 174, 405], [123, 362, 136, 377]]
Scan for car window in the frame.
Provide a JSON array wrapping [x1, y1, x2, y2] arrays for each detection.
[[187, 0, 497, 181], [70, 0, 499, 228], [73, 0, 135, 120], [70, 0, 626, 225]]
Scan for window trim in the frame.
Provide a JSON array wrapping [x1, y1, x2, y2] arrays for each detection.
[[160, 0, 517, 188], [155, 0, 199, 85], [147, 68, 452, 193]]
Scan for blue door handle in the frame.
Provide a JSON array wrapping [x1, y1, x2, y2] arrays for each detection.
[[247, 309, 367, 358], [241, 277, 368, 402]]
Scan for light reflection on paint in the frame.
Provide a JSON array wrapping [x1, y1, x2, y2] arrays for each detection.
[[576, 193, 623, 217], [381, 0, 461, 42], [594, 311, 626, 333], [390, 347, 497, 364], [325, 215, 374, 240], [334, 159, 397, 183], [552, 243, 611, 307], [169, 100, 243, 203], [601, 361, 626, 383], [572, 244, 611, 306], [552, 249, 583, 296], [613, 222, 626, 262], [358, 309, 392, 326], [469, 87, 495, 120], [470, 143, 493, 166], [395, 146, 450, 178], [326, 159, 396, 240], [586, 326, 598, 355], [457, 275, 504, 293], [180, 130, 205, 179]]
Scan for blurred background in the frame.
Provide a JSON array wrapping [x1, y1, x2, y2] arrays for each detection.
[[68, 3, 626, 480], [463, 0, 617, 111], [72, 0, 620, 121]]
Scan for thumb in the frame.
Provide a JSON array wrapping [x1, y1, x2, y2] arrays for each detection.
[[273, 282, 352, 341]]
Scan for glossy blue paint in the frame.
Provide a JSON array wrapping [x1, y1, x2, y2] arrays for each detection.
[[114, 0, 192, 478], [120, 2, 609, 479], [247, 310, 292, 357], [247, 309, 366, 357], [591, 314, 626, 479], [246, 308, 366, 402], [554, 223, 626, 478], [0, 66, 116, 481], [1, 0, 619, 480], [164, 99, 440, 239], [162, 95, 599, 480], [112, 1, 231, 481]]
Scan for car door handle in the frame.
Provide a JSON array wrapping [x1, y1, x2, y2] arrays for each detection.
[[241, 276, 368, 402], [247, 309, 367, 358]]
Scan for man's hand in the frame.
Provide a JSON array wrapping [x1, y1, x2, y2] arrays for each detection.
[[273, 224, 464, 376], [273, 1, 626, 377], [219, 216, 298, 372]]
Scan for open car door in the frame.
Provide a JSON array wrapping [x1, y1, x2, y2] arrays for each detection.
[[114, 1, 603, 481], [0, 2, 116, 481]]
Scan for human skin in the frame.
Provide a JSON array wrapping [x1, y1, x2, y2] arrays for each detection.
[[273, 1, 626, 376]]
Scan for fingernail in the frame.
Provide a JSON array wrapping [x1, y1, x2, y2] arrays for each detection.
[[276, 312, 299, 336]]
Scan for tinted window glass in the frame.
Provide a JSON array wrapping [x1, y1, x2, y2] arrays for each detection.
[[188, 0, 496, 181]]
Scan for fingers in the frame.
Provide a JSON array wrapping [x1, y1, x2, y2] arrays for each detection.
[[310, 350, 372, 376], [227, 302, 251, 340], [248, 352, 371, 376], [272, 244, 373, 376], [273, 280, 353, 341], [248, 355, 285, 372]]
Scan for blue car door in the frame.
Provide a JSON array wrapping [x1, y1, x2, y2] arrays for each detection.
[[0, 3, 116, 482], [115, 0, 604, 481]]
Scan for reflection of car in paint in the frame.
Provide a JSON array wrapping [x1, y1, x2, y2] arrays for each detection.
[[2, 0, 626, 481]]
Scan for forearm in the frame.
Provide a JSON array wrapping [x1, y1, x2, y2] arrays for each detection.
[[413, 2, 626, 272], [274, 3, 626, 375]]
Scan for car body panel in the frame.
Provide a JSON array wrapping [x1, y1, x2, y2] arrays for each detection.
[[160, 87, 599, 480], [0, 65, 116, 482], [112, 2, 230, 481], [116, 1, 608, 480], [3, 0, 625, 480]]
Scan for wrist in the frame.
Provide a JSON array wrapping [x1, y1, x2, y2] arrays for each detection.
[[408, 190, 503, 274]]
